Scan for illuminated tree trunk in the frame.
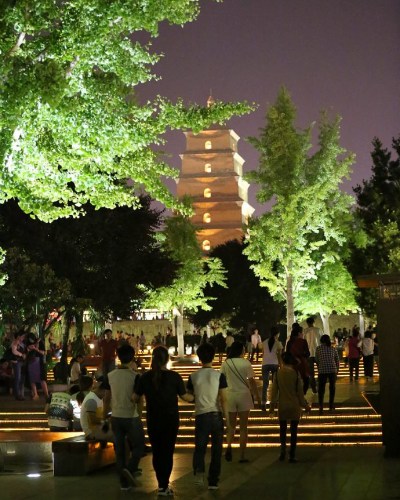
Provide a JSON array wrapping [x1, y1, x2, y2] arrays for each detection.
[[177, 305, 185, 358], [320, 312, 331, 337], [286, 272, 295, 336]]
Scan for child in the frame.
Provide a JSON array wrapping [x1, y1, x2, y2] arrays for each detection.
[[187, 343, 230, 490]]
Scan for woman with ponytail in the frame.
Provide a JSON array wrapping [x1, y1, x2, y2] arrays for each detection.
[[133, 346, 193, 496]]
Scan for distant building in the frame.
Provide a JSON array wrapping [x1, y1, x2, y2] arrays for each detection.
[[176, 97, 254, 252]]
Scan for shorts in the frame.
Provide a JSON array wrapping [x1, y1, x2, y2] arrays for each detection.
[[226, 390, 254, 413]]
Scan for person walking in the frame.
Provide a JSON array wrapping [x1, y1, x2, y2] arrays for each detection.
[[361, 330, 375, 380], [106, 344, 145, 492], [348, 329, 362, 381], [303, 317, 322, 394], [315, 334, 339, 414], [187, 343, 230, 490], [26, 332, 49, 400], [250, 328, 262, 362], [269, 352, 311, 463], [133, 346, 194, 496], [221, 341, 260, 463], [286, 323, 310, 393], [99, 329, 118, 380], [11, 330, 27, 401], [261, 327, 283, 411]]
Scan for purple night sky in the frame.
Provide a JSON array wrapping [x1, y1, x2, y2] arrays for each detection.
[[136, 0, 400, 215]]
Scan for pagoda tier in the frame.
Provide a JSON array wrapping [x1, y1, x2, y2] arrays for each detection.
[[177, 127, 254, 251]]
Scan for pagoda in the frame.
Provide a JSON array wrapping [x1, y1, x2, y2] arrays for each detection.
[[176, 96, 254, 251]]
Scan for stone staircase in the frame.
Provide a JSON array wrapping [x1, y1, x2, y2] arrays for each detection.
[[0, 358, 382, 448]]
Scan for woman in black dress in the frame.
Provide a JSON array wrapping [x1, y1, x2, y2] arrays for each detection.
[[133, 346, 193, 497]]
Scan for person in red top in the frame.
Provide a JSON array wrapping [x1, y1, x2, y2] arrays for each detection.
[[99, 329, 118, 379], [286, 323, 310, 394]]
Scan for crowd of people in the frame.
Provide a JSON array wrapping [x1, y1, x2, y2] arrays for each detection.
[[0, 321, 379, 495]]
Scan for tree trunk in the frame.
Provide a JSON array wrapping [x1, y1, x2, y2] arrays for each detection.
[[286, 273, 295, 336], [177, 305, 185, 357], [359, 311, 365, 336], [320, 312, 331, 337], [55, 310, 73, 383], [72, 308, 87, 357]]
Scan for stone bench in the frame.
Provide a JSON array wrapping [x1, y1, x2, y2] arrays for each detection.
[[52, 435, 115, 476], [0, 431, 79, 471]]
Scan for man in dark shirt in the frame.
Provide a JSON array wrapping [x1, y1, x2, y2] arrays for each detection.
[[99, 329, 118, 379]]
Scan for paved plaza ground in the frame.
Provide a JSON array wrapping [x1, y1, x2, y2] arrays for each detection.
[[1, 446, 399, 500]]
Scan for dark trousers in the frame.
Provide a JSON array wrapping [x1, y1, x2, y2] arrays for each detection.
[[102, 360, 116, 380], [261, 364, 278, 403], [250, 346, 260, 362], [111, 416, 145, 487], [308, 357, 317, 393], [12, 361, 25, 399], [193, 412, 223, 486], [363, 354, 374, 377], [349, 358, 359, 380], [148, 416, 179, 489], [279, 420, 299, 458], [318, 373, 336, 409]]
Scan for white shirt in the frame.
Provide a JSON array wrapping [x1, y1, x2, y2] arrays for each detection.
[[303, 326, 321, 357], [108, 367, 139, 419], [262, 339, 283, 365], [188, 367, 227, 415], [361, 337, 374, 356], [80, 392, 103, 436], [251, 332, 261, 348], [221, 358, 255, 393]]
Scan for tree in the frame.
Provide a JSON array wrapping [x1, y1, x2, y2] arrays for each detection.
[[244, 88, 354, 334], [144, 212, 226, 357], [0, 247, 72, 335], [191, 239, 284, 334], [0, 0, 253, 222], [295, 259, 358, 335], [0, 197, 174, 319], [351, 136, 400, 315]]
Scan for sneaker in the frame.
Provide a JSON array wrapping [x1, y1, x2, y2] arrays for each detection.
[[120, 486, 132, 492], [208, 485, 219, 490], [158, 487, 174, 496], [194, 473, 205, 485], [122, 468, 138, 487]]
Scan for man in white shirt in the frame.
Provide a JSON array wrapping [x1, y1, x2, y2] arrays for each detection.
[[303, 317, 322, 393], [106, 344, 145, 491], [80, 381, 113, 441], [250, 328, 262, 362], [187, 343, 229, 490]]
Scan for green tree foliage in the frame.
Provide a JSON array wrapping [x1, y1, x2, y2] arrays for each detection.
[[0, 0, 253, 221], [0, 247, 72, 334], [0, 197, 174, 320], [144, 212, 226, 356], [244, 88, 354, 333], [295, 259, 358, 336], [191, 240, 284, 334], [351, 136, 400, 315]]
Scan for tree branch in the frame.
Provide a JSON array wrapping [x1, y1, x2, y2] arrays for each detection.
[[7, 32, 26, 57]]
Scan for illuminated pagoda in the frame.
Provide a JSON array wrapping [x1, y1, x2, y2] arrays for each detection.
[[176, 96, 254, 252]]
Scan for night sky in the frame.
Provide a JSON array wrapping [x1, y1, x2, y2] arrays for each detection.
[[136, 0, 400, 215]]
